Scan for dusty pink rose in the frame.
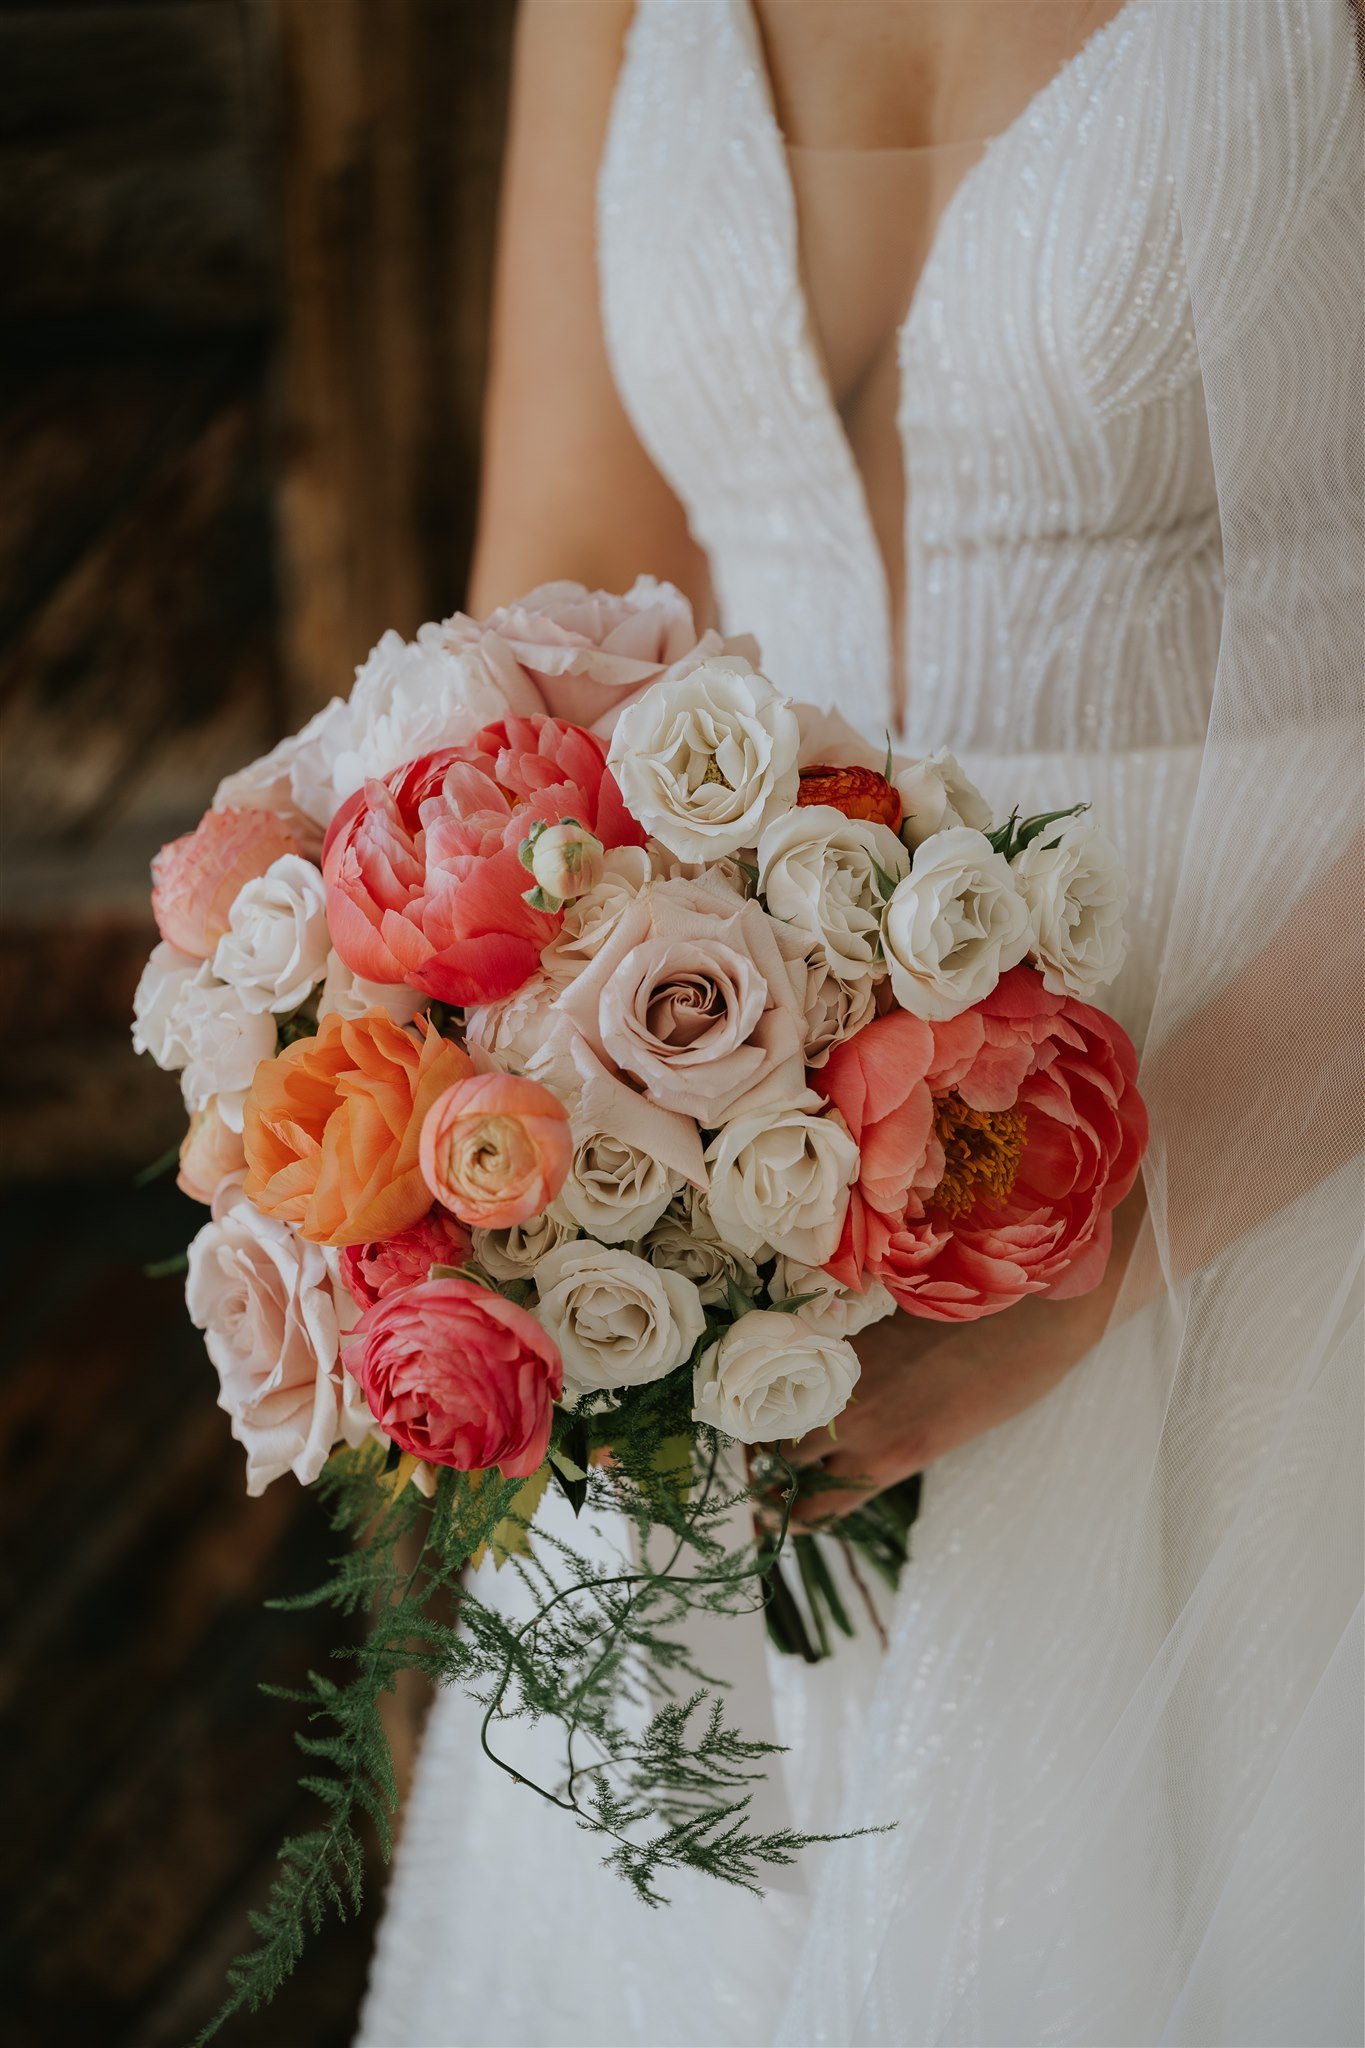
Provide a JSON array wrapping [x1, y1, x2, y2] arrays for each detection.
[[152, 807, 303, 959], [344, 1276, 562, 1477], [874, 966, 1148, 1321], [449, 576, 750, 736], [819, 1012, 938, 1289], [322, 715, 645, 1007], [178, 1101, 248, 1205], [420, 1072, 572, 1229], [338, 1208, 473, 1312]]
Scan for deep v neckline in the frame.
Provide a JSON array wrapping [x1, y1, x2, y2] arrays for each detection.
[[734, 0, 1138, 720]]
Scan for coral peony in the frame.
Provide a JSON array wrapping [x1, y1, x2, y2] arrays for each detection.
[[243, 1009, 472, 1246], [819, 1012, 938, 1288], [875, 966, 1147, 1320], [323, 715, 645, 1007], [797, 763, 902, 833], [152, 806, 303, 959], [338, 1208, 473, 1312], [344, 1276, 562, 1477], [420, 1072, 572, 1229]]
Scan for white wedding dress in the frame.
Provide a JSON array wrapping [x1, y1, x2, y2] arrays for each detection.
[[359, 4, 1363, 2043]]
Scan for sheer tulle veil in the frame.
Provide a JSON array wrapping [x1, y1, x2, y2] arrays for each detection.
[[774, 5, 1364, 2041]]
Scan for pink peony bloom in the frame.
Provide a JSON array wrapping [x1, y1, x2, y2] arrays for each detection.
[[152, 807, 304, 959], [338, 1208, 473, 1312], [818, 1012, 938, 1289], [344, 1276, 562, 1477], [450, 576, 749, 736], [322, 715, 645, 1007], [420, 1072, 572, 1230], [874, 966, 1148, 1321]]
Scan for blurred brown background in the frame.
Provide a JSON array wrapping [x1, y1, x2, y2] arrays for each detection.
[[0, 3, 516, 2041]]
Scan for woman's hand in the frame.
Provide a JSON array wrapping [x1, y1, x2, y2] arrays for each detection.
[[787, 1183, 1148, 1525]]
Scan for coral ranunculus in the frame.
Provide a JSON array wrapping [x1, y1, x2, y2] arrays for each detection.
[[152, 806, 304, 959], [322, 714, 645, 1008], [338, 1208, 474, 1312], [797, 763, 903, 833], [344, 1277, 562, 1477], [420, 1072, 572, 1229], [875, 966, 1148, 1321], [242, 1009, 472, 1246]]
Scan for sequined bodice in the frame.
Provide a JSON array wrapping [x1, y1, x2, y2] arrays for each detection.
[[597, 0, 1223, 760]]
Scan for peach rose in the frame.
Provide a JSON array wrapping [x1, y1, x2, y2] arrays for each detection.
[[243, 1009, 472, 1246], [178, 1101, 248, 1205], [344, 1276, 562, 1477], [152, 806, 303, 959], [420, 1072, 572, 1229]]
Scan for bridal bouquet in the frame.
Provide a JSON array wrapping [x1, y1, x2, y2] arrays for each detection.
[[132, 579, 1145, 2031]]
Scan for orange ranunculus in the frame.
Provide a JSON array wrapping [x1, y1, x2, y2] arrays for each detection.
[[243, 1010, 472, 1246], [797, 764, 902, 833]]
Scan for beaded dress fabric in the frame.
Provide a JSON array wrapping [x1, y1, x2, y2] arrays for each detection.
[[358, 4, 1363, 2042]]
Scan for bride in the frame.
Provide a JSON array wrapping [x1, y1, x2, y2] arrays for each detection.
[[359, 3, 1363, 2043]]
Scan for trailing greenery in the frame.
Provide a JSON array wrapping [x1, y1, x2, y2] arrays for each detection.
[[195, 1395, 877, 2043]]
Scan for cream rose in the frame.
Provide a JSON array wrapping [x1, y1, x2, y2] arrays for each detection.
[[464, 971, 563, 1073], [894, 748, 993, 849], [316, 950, 425, 1028], [882, 826, 1032, 1022], [1013, 819, 1129, 998], [643, 1188, 761, 1308], [186, 1184, 369, 1494], [704, 1094, 858, 1265], [214, 696, 352, 833], [550, 1126, 682, 1244], [543, 877, 807, 1129], [472, 1210, 577, 1283], [534, 1240, 706, 1400], [132, 941, 200, 1070], [212, 854, 330, 1014], [539, 845, 656, 982], [768, 1256, 896, 1339], [757, 803, 908, 983], [607, 657, 800, 860], [800, 953, 877, 1066], [692, 1311, 860, 1445], [176, 967, 278, 1130]]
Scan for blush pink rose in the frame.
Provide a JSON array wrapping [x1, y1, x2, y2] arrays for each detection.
[[152, 807, 303, 959], [818, 1012, 938, 1290], [448, 576, 752, 736], [178, 1101, 248, 1205], [344, 1276, 562, 1477], [322, 715, 645, 1007], [338, 1208, 473, 1312], [420, 1072, 572, 1229], [874, 966, 1148, 1322]]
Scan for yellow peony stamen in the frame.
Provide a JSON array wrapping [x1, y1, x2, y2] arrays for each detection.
[[930, 1093, 1028, 1219]]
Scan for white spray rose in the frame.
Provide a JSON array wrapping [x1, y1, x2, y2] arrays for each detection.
[[212, 854, 330, 1014], [185, 1185, 369, 1495], [800, 953, 877, 1066], [894, 748, 993, 849], [768, 1256, 896, 1339], [692, 1311, 860, 1445], [550, 1127, 683, 1244], [464, 971, 562, 1073], [177, 966, 278, 1130], [316, 951, 425, 1028], [473, 1211, 577, 1283], [1013, 819, 1129, 998], [132, 941, 200, 1069], [704, 1095, 858, 1265], [757, 804, 908, 984], [643, 1188, 762, 1308], [607, 656, 800, 860], [882, 826, 1031, 1022], [534, 1240, 706, 1400]]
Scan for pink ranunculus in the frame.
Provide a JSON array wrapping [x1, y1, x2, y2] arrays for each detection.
[[451, 576, 751, 736], [338, 1208, 473, 1312], [420, 1072, 572, 1229], [344, 1276, 562, 1477], [817, 1011, 939, 1290], [875, 966, 1148, 1322], [152, 807, 304, 959], [322, 715, 646, 1007]]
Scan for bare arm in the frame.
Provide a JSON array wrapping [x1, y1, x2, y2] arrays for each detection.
[[467, 0, 713, 619]]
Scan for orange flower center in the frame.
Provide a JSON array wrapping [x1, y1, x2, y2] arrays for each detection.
[[930, 1093, 1028, 1219]]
